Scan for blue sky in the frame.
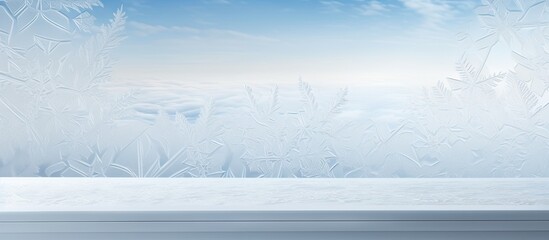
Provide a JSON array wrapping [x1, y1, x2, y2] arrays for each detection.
[[93, 0, 481, 86]]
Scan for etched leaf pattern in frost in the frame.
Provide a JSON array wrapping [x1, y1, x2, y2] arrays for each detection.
[[0, 0, 129, 176], [1, 0, 549, 177]]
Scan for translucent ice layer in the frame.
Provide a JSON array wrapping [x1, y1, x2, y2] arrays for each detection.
[[0, 0, 548, 177]]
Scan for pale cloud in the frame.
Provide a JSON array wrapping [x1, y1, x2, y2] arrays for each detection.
[[127, 21, 167, 36], [356, 0, 389, 16], [206, 29, 279, 42], [206, 0, 231, 4], [321, 1, 345, 12], [122, 0, 149, 13], [322, 0, 473, 22], [128, 21, 197, 36], [399, 0, 465, 26], [393, 0, 478, 43], [128, 21, 279, 42]]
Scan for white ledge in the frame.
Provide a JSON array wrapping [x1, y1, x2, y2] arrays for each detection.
[[1, 178, 548, 239]]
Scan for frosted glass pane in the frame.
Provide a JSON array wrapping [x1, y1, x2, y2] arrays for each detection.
[[0, 0, 548, 177]]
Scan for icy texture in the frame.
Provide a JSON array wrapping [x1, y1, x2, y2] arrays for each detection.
[[2, 178, 549, 211], [0, 0, 549, 177]]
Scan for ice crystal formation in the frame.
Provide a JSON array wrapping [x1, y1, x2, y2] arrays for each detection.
[[0, 0, 548, 177]]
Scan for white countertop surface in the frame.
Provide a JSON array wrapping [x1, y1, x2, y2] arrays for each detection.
[[1, 178, 548, 221], [1, 178, 548, 210]]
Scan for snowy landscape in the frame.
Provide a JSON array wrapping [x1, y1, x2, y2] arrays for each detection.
[[1, 0, 549, 177]]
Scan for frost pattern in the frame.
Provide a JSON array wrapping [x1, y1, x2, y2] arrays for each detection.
[[0, 0, 129, 176], [1, 0, 549, 177]]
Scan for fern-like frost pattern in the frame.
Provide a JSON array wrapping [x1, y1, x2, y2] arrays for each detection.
[[0, 0, 548, 177]]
